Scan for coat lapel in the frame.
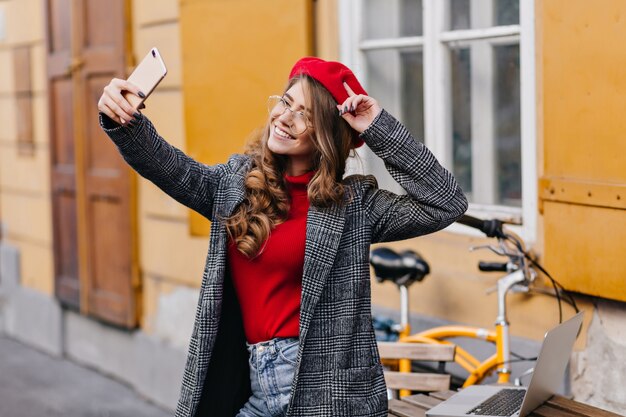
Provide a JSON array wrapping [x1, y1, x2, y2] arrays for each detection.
[[218, 173, 247, 219], [299, 202, 346, 343]]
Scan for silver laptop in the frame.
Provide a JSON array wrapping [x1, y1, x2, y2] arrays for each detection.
[[426, 312, 584, 417]]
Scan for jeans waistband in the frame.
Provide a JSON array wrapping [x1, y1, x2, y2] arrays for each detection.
[[245, 337, 299, 354]]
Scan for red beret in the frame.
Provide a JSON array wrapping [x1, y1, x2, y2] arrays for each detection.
[[289, 57, 366, 148]]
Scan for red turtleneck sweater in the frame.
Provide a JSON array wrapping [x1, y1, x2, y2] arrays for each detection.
[[228, 170, 313, 344]]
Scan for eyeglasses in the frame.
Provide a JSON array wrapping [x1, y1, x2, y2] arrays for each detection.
[[267, 95, 310, 136]]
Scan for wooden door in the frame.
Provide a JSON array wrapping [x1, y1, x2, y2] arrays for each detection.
[[46, 0, 138, 327], [46, 0, 80, 308]]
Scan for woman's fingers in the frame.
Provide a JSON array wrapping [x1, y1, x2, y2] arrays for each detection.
[[105, 97, 133, 125], [98, 78, 145, 125], [103, 83, 139, 121], [120, 80, 145, 100], [337, 93, 381, 133], [337, 94, 366, 115], [343, 82, 356, 97], [99, 105, 122, 125]]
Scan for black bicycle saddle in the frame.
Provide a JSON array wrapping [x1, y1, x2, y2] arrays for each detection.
[[369, 247, 430, 287]]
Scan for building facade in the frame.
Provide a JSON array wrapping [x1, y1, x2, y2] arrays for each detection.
[[0, 0, 624, 413]]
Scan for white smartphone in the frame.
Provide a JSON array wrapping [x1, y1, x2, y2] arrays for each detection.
[[123, 47, 168, 110]]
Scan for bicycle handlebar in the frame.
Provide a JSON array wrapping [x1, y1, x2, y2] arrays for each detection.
[[457, 215, 506, 239], [478, 261, 509, 272]]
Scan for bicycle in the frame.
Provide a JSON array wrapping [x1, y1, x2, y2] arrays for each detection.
[[370, 214, 579, 394]]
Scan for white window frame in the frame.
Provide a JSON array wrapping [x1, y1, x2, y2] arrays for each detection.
[[340, 0, 537, 243]]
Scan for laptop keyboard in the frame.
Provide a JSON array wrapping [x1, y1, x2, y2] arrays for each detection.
[[467, 389, 526, 416]]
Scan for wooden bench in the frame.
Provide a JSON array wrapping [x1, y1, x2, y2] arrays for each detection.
[[378, 341, 456, 395]]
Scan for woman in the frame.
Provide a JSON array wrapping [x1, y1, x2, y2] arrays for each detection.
[[98, 57, 468, 417]]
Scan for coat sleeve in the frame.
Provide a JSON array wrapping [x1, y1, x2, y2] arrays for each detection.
[[99, 113, 242, 221], [359, 109, 468, 243]]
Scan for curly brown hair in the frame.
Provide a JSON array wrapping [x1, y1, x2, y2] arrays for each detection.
[[225, 75, 355, 258]]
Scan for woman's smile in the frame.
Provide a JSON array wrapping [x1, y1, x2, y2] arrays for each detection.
[[273, 125, 295, 140]]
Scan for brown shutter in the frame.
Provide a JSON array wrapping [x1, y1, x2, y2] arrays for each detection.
[[46, 0, 80, 308]]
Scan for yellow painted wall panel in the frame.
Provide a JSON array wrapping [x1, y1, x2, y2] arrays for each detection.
[[3, 0, 44, 44], [134, 23, 181, 88], [139, 177, 188, 220], [543, 201, 626, 302], [0, 146, 50, 194], [133, 0, 179, 26], [0, 49, 14, 94], [139, 274, 161, 333], [140, 90, 185, 149], [6, 238, 54, 295], [0, 96, 17, 141], [539, 0, 626, 301], [540, 0, 626, 182], [32, 94, 50, 145], [140, 215, 208, 287], [180, 0, 314, 235], [1, 192, 52, 244], [30, 43, 47, 95], [0, 93, 48, 146]]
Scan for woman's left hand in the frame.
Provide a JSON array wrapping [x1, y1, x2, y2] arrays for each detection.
[[337, 82, 382, 134]]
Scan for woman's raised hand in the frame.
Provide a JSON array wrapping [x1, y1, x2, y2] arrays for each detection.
[[97, 78, 146, 126], [337, 82, 382, 134]]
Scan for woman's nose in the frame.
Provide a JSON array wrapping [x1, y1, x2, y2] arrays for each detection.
[[276, 108, 293, 123]]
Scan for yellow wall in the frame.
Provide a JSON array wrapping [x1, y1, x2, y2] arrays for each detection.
[[538, 0, 626, 302], [0, 0, 54, 295], [179, 0, 314, 235]]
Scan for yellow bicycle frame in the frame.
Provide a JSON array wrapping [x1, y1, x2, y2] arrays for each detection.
[[401, 323, 511, 388]]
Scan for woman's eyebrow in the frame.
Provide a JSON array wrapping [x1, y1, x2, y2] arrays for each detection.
[[283, 92, 311, 114]]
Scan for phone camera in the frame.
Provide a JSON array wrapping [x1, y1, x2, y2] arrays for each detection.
[[151, 49, 156, 57]]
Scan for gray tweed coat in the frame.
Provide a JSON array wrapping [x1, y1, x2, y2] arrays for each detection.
[[100, 109, 467, 417]]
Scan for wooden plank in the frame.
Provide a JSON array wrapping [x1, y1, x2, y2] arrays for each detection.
[[388, 399, 427, 417], [546, 395, 624, 417], [429, 390, 457, 401], [378, 342, 456, 361], [402, 393, 442, 409], [539, 177, 626, 211], [530, 405, 581, 417], [384, 371, 450, 392]]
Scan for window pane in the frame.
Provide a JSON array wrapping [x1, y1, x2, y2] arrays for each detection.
[[450, 48, 472, 197], [363, 0, 422, 39], [496, 0, 519, 26], [364, 49, 424, 141], [401, 51, 425, 141], [448, 0, 519, 30], [494, 44, 521, 206], [449, 0, 470, 30]]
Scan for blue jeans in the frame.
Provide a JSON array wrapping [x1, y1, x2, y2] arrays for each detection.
[[236, 337, 299, 417]]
